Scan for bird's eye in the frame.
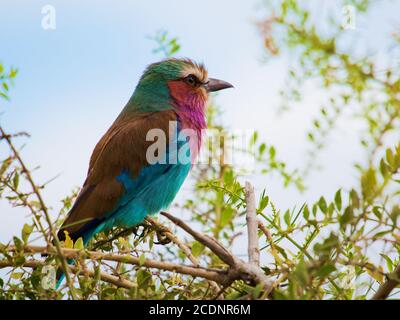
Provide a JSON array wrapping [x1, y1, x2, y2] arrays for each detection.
[[185, 74, 198, 86]]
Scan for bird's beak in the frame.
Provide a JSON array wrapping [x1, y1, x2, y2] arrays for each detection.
[[205, 78, 234, 92]]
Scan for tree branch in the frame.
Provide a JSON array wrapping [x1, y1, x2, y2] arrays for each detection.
[[160, 211, 275, 296], [4, 245, 232, 285], [161, 211, 235, 266], [245, 182, 260, 266], [0, 259, 136, 289], [372, 263, 400, 300], [145, 216, 222, 297], [0, 126, 77, 299]]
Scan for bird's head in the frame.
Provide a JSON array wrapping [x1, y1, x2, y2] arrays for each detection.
[[129, 58, 233, 113]]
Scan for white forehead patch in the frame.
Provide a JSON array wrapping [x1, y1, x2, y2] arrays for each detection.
[[181, 62, 208, 83]]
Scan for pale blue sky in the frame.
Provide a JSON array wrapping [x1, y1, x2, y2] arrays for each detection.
[[1, 0, 400, 243]]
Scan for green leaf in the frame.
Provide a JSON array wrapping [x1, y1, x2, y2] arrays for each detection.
[[316, 264, 336, 278], [21, 223, 33, 243], [136, 269, 152, 288], [63, 231, 73, 249], [372, 206, 382, 220], [334, 189, 342, 211], [139, 254, 146, 266], [0, 157, 12, 176], [274, 244, 288, 259], [294, 259, 309, 286], [380, 254, 394, 273], [250, 131, 258, 146], [259, 143, 266, 156], [191, 241, 205, 257], [390, 205, 400, 225], [11, 272, 23, 280], [361, 169, 377, 204], [313, 233, 339, 257], [386, 148, 395, 167], [74, 237, 84, 250], [312, 203, 318, 217], [350, 189, 360, 209], [340, 206, 354, 229], [318, 196, 327, 214], [220, 207, 233, 227], [252, 283, 264, 299], [283, 209, 291, 226], [12, 172, 19, 189], [303, 205, 310, 220], [269, 146, 276, 159], [9, 68, 17, 78], [258, 191, 269, 212], [379, 159, 389, 177], [13, 236, 23, 250]]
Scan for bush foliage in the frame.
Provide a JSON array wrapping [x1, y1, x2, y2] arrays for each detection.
[[0, 1, 399, 300]]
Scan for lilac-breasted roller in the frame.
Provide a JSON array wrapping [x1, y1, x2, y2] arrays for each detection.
[[57, 58, 233, 248]]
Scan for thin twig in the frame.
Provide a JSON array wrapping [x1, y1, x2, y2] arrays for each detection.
[[161, 211, 235, 266], [245, 182, 260, 266], [4, 245, 232, 284], [160, 211, 275, 296], [146, 216, 222, 297], [0, 126, 77, 299], [146, 216, 199, 266], [0, 259, 135, 289]]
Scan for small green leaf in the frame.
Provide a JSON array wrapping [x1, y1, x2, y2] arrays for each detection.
[[350, 189, 360, 209], [259, 143, 266, 156], [316, 264, 336, 278], [258, 191, 269, 212], [372, 206, 382, 220], [386, 148, 395, 167], [283, 209, 291, 226], [136, 269, 152, 288], [334, 189, 342, 211], [252, 283, 264, 299], [318, 197, 327, 214], [269, 146, 276, 159], [139, 254, 146, 266], [12, 172, 20, 189], [13, 236, 23, 250], [361, 168, 377, 204], [74, 237, 84, 250], [302, 205, 310, 220], [21, 223, 33, 243], [390, 205, 400, 225], [220, 207, 233, 227], [380, 254, 393, 273], [379, 159, 389, 177], [11, 272, 23, 280], [191, 241, 205, 257], [340, 206, 354, 229], [250, 131, 258, 146]]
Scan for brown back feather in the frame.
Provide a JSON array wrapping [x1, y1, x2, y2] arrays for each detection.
[[58, 110, 177, 240]]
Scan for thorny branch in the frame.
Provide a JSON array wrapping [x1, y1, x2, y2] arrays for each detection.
[[161, 209, 275, 296], [1, 181, 274, 298], [0, 126, 77, 299], [0, 130, 274, 298], [0, 258, 136, 289], [3, 245, 230, 284]]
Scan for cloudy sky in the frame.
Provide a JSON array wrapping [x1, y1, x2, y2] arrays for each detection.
[[1, 0, 400, 246]]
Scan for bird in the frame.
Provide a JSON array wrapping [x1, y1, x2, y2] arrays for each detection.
[[55, 58, 233, 285]]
